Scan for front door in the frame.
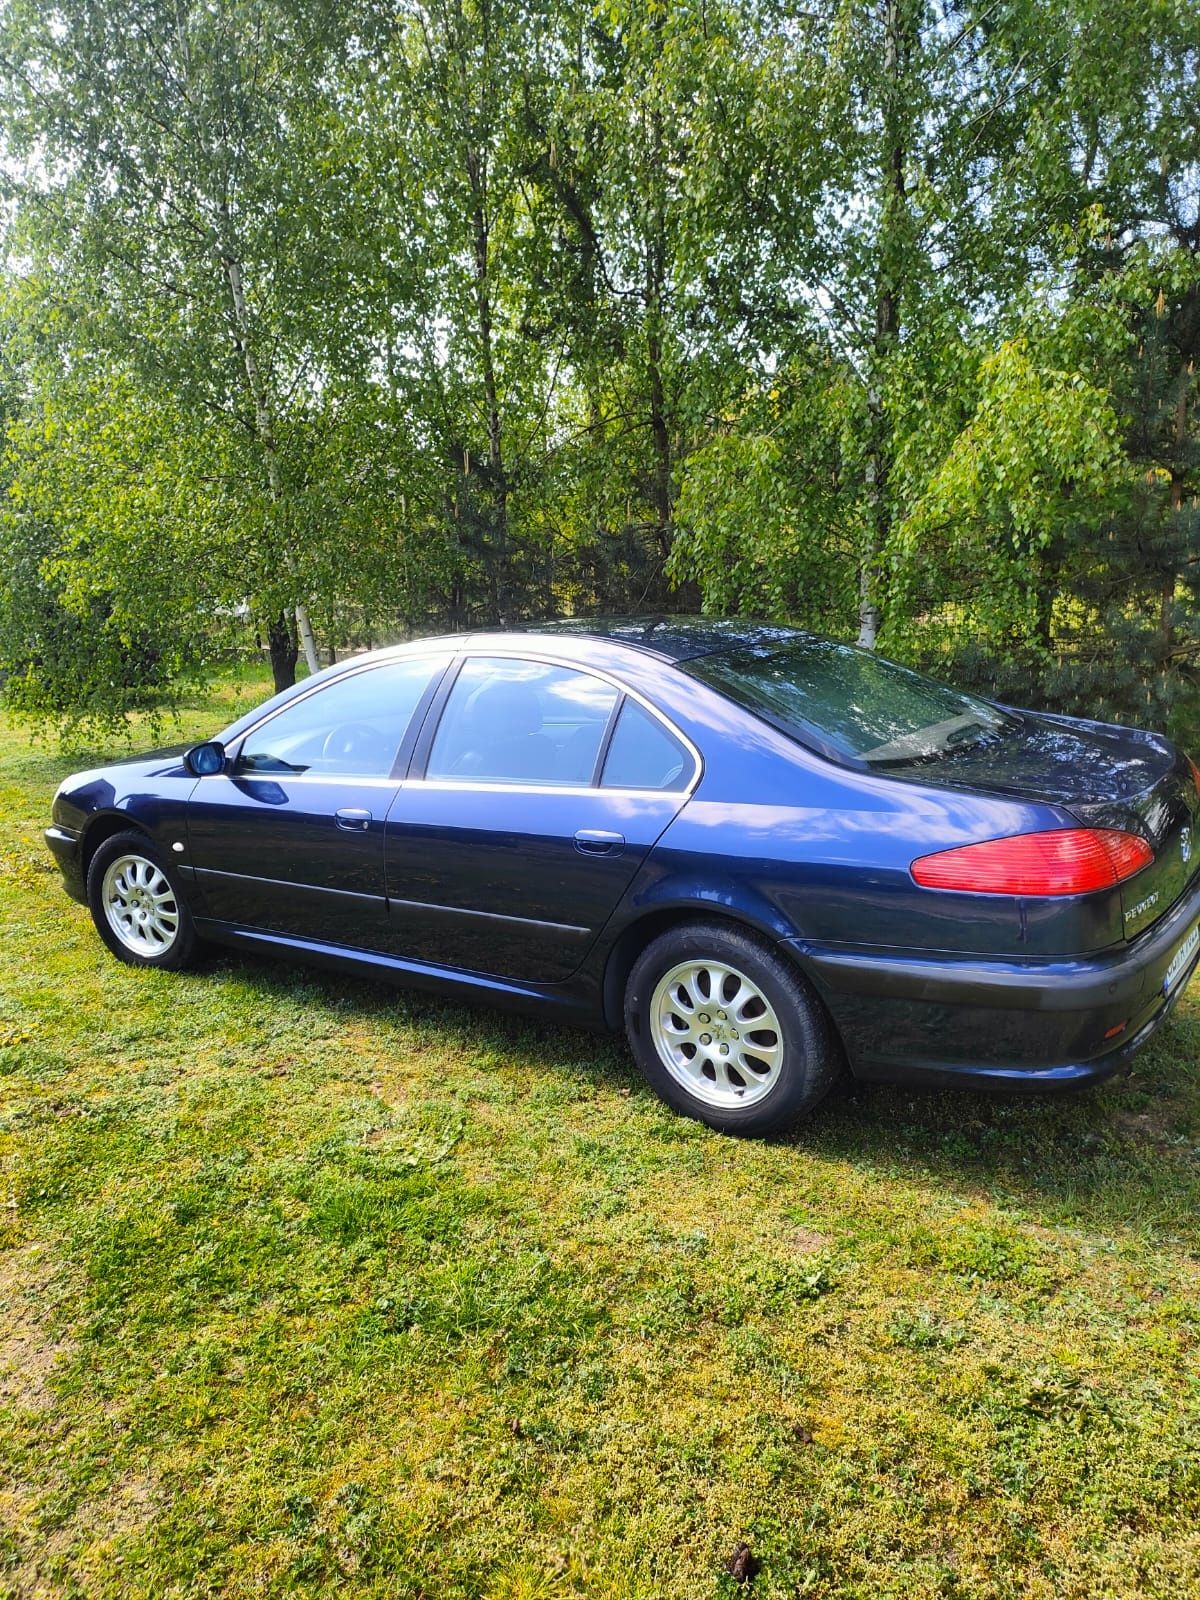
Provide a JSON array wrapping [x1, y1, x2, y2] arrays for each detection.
[[187, 655, 446, 949]]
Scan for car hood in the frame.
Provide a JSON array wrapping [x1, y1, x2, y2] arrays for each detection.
[[99, 743, 195, 771], [60, 746, 196, 790], [52, 746, 198, 831]]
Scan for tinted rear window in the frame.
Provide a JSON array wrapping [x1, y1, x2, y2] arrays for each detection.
[[686, 639, 1016, 767]]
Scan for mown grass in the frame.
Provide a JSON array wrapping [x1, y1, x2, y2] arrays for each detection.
[[1, 675, 1199, 1599]]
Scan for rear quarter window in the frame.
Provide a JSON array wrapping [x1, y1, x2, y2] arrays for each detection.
[[601, 700, 693, 790]]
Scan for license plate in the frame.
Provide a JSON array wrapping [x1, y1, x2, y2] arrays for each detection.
[[1163, 923, 1200, 996]]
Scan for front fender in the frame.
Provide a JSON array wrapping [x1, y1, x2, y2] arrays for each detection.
[[53, 761, 199, 883]]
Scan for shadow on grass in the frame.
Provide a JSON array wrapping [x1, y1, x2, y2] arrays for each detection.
[[194, 944, 1200, 1247]]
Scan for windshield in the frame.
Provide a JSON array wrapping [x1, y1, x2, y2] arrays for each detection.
[[685, 638, 1017, 767]]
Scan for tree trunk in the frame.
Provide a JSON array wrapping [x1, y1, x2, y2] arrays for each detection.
[[222, 242, 321, 677], [858, 0, 911, 649], [295, 602, 319, 678], [858, 381, 885, 650], [648, 320, 671, 564], [645, 85, 672, 570], [466, 149, 509, 624], [267, 612, 298, 693], [1161, 382, 1189, 668]]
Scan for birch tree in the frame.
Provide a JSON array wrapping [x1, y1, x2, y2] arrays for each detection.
[[1, 0, 356, 688]]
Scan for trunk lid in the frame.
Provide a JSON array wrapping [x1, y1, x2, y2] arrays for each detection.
[[890, 710, 1200, 939]]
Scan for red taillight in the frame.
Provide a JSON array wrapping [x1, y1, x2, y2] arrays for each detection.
[[1189, 756, 1200, 801], [911, 828, 1153, 896]]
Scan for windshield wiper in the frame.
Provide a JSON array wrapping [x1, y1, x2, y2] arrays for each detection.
[[945, 723, 992, 749]]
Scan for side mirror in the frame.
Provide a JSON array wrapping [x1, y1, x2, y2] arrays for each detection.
[[185, 740, 227, 777]]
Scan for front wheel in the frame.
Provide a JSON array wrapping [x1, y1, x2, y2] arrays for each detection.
[[86, 831, 201, 971], [624, 921, 841, 1135]]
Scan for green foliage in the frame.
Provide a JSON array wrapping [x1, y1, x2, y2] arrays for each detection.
[[0, 0, 1198, 736], [0, 353, 219, 731], [891, 235, 1200, 741], [900, 338, 1128, 557], [671, 359, 864, 628]]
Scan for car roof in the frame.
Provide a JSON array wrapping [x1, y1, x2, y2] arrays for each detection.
[[217, 617, 811, 745], [527, 616, 811, 662]]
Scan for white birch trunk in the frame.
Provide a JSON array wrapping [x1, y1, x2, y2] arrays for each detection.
[[295, 603, 320, 676], [223, 247, 319, 673]]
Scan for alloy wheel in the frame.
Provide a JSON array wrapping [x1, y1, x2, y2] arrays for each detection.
[[100, 853, 181, 958], [649, 958, 784, 1108]]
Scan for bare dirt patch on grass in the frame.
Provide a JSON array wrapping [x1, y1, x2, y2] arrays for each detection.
[[0, 1245, 72, 1416], [1113, 1105, 1189, 1146], [788, 1225, 832, 1254]]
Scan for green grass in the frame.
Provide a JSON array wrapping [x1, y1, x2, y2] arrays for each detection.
[[2, 677, 1199, 1599]]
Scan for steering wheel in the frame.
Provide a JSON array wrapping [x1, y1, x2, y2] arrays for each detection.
[[321, 721, 391, 771]]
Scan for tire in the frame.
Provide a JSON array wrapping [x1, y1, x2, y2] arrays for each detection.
[[86, 830, 201, 972], [624, 920, 842, 1135]]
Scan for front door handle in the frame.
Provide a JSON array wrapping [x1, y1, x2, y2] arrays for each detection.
[[335, 807, 373, 832], [574, 828, 625, 856]]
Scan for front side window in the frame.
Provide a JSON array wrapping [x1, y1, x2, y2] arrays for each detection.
[[237, 658, 443, 778], [686, 638, 1018, 768], [426, 658, 618, 785]]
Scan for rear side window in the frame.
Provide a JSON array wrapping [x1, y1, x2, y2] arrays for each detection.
[[426, 657, 618, 785], [601, 700, 692, 790], [237, 657, 442, 778]]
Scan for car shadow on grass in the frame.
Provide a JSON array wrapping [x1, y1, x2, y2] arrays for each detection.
[[803, 1021, 1200, 1245], [197, 946, 1200, 1248]]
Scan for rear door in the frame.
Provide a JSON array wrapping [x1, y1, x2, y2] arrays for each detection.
[[186, 656, 446, 948], [382, 656, 697, 981]]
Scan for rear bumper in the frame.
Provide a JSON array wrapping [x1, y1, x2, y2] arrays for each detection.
[[786, 870, 1200, 1092], [44, 824, 86, 902]]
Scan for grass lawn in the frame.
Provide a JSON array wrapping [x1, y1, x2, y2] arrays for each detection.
[[2, 674, 1199, 1599]]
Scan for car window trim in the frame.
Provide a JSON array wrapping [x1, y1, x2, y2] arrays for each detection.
[[589, 693, 625, 787], [401, 777, 695, 799], [221, 773, 414, 788], [223, 655, 453, 780], [410, 650, 701, 795], [404, 653, 467, 780], [390, 659, 456, 780]]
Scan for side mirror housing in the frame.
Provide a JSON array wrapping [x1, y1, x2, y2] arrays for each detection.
[[185, 740, 227, 777]]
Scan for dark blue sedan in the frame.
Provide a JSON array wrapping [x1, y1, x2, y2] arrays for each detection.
[[44, 618, 1200, 1134]]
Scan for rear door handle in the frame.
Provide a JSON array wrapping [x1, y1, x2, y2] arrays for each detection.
[[574, 828, 625, 856], [335, 808, 373, 832]]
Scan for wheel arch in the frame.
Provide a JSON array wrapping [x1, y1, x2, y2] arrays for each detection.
[[80, 812, 151, 883], [600, 903, 799, 1031]]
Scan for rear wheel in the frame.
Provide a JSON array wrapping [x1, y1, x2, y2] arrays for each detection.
[[624, 921, 841, 1135], [86, 831, 200, 971]]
